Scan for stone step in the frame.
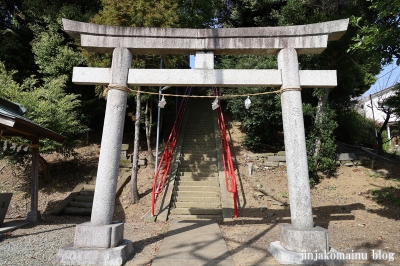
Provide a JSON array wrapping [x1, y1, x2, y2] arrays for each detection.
[[174, 186, 220, 192], [181, 149, 216, 153], [74, 196, 94, 202], [177, 174, 218, 180], [181, 146, 215, 150], [184, 126, 214, 130], [80, 190, 94, 196], [169, 207, 221, 215], [171, 201, 221, 208], [63, 207, 92, 215], [179, 163, 217, 169], [173, 190, 220, 198], [172, 195, 220, 203], [69, 201, 93, 208], [83, 185, 96, 190], [176, 180, 220, 186], [183, 141, 215, 145], [180, 155, 217, 161], [178, 167, 218, 173], [168, 214, 222, 220], [183, 135, 214, 138], [178, 172, 218, 178]]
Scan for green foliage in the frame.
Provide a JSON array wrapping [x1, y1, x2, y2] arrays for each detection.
[[335, 108, 376, 146], [222, 88, 282, 152], [217, 0, 384, 179], [349, 0, 400, 65], [370, 187, 400, 206], [304, 103, 337, 174], [217, 55, 282, 152], [30, 22, 86, 78], [223, 0, 285, 27], [93, 0, 179, 27], [177, 0, 223, 28], [381, 131, 391, 152], [385, 83, 400, 117], [0, 62, 87, 153]]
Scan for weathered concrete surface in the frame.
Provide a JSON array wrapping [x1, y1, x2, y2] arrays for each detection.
[[278, 48, 313, 229], [62, 18, 349, 55], [268, 242, 345, 265], [57, 47, 133, 265], [73, 222, 124, 248], [72, 68, 337, 88], [151, 220, 234, 266], [56, 240, 133, 266], [280, 223, 328, 253], [91, 47, 132, 226]]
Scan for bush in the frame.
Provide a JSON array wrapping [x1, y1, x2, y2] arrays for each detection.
[[335, 108, 376, 146]]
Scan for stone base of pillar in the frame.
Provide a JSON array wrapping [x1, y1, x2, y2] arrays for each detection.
[[56, 239, 133, 266], [74, 222, 124, 248], [26, 210, 41, 223], [280, 223, 328, 252], [268, 241, 345, 265]]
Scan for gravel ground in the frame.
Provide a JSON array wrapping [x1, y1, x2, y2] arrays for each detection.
[[0, 217, 88, 266]]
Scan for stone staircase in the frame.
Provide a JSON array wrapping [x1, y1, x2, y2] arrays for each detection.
[[59, 184, 95, 215], [52, 146, 133, 216], [169, 97, 222, 218]]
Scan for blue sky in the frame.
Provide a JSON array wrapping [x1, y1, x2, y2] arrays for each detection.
[[362, 60, 400, 96]]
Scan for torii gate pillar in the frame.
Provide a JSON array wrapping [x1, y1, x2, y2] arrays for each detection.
[[56, 48, 134, 265], [267, 48, 337, 264]]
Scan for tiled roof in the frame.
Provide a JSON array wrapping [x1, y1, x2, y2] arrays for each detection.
[[0, 97, 65, 142]]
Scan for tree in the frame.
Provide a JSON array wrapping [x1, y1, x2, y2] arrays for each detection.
[[0, 1, 104, 180], [0, 62, 87, 178], [217, 0, 383, 178], [350, 0, 400, 65], [130, 89, 141, 204]]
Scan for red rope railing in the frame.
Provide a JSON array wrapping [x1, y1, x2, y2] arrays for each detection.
[[213, 88, 239, 218], [151, 87, 191, 216]]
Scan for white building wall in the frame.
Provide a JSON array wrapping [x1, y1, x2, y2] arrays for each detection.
[[357, 86, 399, 146]]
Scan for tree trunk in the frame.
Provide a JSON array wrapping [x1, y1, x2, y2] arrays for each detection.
[[145, 100, 155, 165], [38, 154, 50, 181], [313, 89, 331, 163], [376, 109, 392, 155], [130, 89, 141, 204]]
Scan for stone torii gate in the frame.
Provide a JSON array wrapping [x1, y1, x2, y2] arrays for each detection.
[[57, 18, 349, 265]]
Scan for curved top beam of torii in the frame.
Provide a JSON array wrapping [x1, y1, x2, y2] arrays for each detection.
[[62, 18, 348, 55]]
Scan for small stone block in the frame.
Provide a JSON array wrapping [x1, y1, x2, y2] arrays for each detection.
[[138, 159, 147, 166], [265, 153, 275, 156], [337, 153, 357, 161], [74, 222, 124, 248], [280, 223, 328, 253], [277, 151, 286, 156], [120, 162, 133, 168], [121, 144, 129, 151], [56, 239, 133, 266], [267, 156, 286, 162], [264, 161, 279, 167], [0, 193, 12, 226], [268, 241, 345, 265], [26, 210, 42, 223]]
